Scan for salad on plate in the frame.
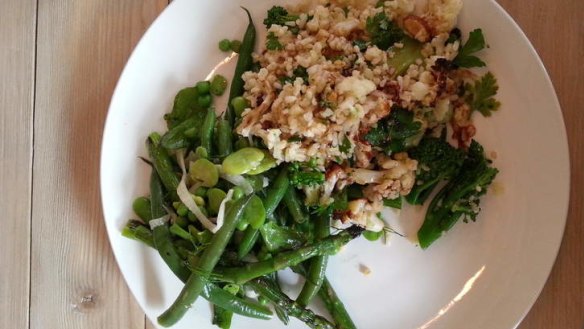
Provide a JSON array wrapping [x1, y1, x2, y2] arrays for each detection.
[[121, 0, 500, 327]]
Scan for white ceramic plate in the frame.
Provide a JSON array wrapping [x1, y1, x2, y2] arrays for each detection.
[[101, 1, 570, 328]]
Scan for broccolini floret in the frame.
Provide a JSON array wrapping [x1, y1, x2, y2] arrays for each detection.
[[407, 137, 465, 205], [417, 140, 499, 249]]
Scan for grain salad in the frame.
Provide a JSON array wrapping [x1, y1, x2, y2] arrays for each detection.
[[236, 0, 498, 231]]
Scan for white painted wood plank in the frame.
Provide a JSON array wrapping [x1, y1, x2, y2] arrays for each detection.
[[0, 0, 36, 328], [29, 1, 166, 328]]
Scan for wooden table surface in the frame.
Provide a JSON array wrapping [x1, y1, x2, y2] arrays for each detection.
[[1, 0, 581, 328]]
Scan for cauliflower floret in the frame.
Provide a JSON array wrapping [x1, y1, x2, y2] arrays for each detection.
[[347, 199, 385, 232], [361, 153, 418, 201], [424, 0, 463, 34]]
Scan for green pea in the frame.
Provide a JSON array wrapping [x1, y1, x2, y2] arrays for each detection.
[[218, 39, 231, 52], [132, 197, 152, 221], [247, 152, 277, 175], [232, 187, 244, 200], [210, 74, 228, 96], [194, 186, 208, 198], [243, 195, 266, 229], [197, 94, 213, 108], [230, 96, 250, 117], [187, 207, 208, 222], [189, 158, 219, 187], [363, 230, 383, 241], [207, 188, 227, 215], [221, 147, 265, 175], [176, 204, 189, 217], [196, 80, 211, 94], [175, 216, 189, 228], [193, 195, 205, 207], [195, 146, 208, 159], [230, 40, 242, 53]]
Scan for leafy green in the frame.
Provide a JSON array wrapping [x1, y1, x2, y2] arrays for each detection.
[[264, 6, 300, 34], [365, 12, 405, 50], [453, 29, 487, 68], [259, 222, 306, 252], [164, 87, 204, 128], [417, 140, 499, 249], [352, 39, 369, 52], [364, 107, 423, 154], [465, 72, 501, 117], [407, 137, 465, 205], [383, 197, 402, 209], [266, 32, 283, 51], [339, 135, 352, 154]]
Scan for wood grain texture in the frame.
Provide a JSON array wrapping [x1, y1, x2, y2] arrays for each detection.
[[29, 1, 166, 328], [0, 0, 576, 329], [495, 1, 584, 328], [0, 1, 36, 328]]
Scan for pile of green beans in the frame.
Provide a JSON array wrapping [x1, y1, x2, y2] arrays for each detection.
[[121, 7, 369, 329]]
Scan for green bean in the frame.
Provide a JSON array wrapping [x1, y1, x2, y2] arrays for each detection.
[[292, 266, 357, 329], [247, 278, 335, 329], [283, 186, 307, 224], [216, 119, 233, 158], [132, 197, 152, 222], [219, 39, 231, 52], [122, 222, 272, 320], [160, 116, 199, 150], [157, 195, 254, 327], [238, 166, 289, 259], [189, 158, 219, 187], [147, 135, 180, 196], [202, 283, 272, 320], [210, 75, 229, 96], [196, 80, 211, 95], [225, 7, 256, 125], [213, 284, 239, 329], [218, 229, 358, 284], [200, 106, 216, 154], [297, 213, 330, 306], [208, 188, 227, 215], [149, 170, 192, 282], [122, 220, 154, 248], [169, 223, 192, 241]]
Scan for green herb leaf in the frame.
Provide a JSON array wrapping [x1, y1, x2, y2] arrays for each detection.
[[453, 29, 487, 68], [266, 32, 283, 51], [465, 72, 501, 117]]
